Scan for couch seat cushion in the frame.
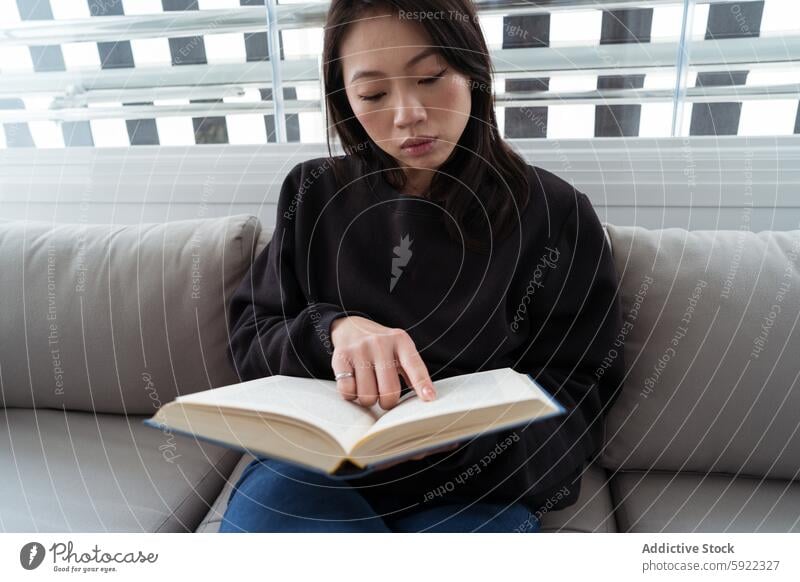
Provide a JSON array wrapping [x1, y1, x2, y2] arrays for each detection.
[[611, 470, 800, 532], [539, 461, 617, 532], [0, 409, 240, 532]]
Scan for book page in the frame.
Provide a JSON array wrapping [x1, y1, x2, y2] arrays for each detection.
[[175, 375, 380, 453], [365, 367, 552, 437]]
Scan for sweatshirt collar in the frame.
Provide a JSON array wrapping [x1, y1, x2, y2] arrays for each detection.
[[370, 172, 446, 218]]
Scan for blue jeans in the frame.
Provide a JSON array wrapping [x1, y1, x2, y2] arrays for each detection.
[[219, 457, 541, 533]]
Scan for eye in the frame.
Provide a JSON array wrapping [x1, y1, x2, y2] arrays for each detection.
[[357, 68, 448, 102], [420, 67, 448, 85]]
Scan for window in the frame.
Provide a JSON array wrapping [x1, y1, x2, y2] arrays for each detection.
[[0, 0, 797, 148]]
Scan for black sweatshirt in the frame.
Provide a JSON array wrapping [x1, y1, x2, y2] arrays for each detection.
[[226, 154, 625, 518]]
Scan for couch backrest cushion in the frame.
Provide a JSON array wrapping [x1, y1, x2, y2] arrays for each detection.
[[0, 215, 260, 414], [601, 225, 800, 480]]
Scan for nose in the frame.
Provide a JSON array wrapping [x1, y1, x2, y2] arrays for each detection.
[[393, 91, 427, 129]]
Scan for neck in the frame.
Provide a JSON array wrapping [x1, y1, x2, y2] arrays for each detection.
[[402, 167, 432, 197]]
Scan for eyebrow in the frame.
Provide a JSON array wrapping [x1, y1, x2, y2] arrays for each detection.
[[349, 47, 439, 83]]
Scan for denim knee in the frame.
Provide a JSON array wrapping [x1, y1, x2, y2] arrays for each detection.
[[219, 457, 391, 532], [226, 457, 265, 504]]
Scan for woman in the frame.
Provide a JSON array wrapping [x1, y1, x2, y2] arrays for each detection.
[[220, 0, 624, 533]]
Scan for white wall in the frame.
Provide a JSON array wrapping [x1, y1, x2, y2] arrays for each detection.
[[1, 135, 799, 232]]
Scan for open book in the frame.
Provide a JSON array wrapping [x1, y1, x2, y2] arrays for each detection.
[[144, 367, 565, 478]]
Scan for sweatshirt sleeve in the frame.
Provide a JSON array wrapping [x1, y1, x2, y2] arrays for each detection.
[[423, 192, 625, 511], [226, 162, 371, 381]]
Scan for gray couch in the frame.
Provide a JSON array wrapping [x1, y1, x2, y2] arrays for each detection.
[[1, 215, 798, 532]]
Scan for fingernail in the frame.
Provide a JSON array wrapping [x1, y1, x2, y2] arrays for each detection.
[[423, 386, 435, 400]]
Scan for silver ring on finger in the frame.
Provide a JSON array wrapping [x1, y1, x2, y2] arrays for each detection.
[[335, 371, 355, 381]]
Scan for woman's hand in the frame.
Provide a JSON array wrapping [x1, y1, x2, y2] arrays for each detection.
[[330, 315, 437, 410], [331, 316, 457, 471]]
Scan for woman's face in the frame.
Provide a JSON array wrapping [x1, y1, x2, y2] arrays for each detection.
[[339, 10, 472, 191]]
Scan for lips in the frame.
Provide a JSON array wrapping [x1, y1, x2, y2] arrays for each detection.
[[401, 136, 436, 149]]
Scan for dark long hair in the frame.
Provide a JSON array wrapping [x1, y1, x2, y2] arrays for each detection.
[[322, 0, 530, 254]]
